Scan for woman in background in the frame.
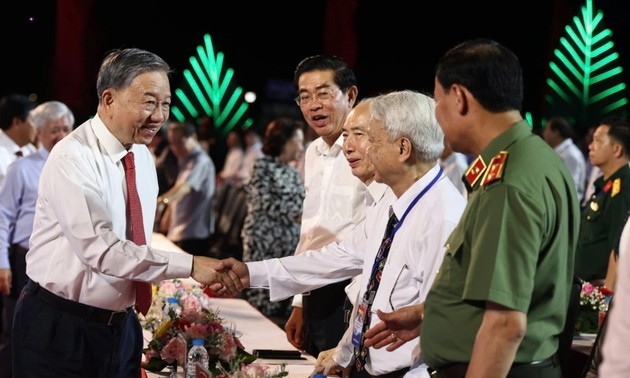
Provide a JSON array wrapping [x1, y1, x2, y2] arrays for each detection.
[[241, 118, 305, 323]]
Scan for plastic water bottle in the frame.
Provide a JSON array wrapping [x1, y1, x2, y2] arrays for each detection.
[[163, 297, 181, 319], [186, 338, 209, 378]]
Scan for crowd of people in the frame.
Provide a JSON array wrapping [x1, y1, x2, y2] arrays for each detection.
[[1, 38, 630, 378]]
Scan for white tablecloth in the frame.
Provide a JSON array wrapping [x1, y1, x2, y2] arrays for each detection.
[[146, 233, 317, 377]]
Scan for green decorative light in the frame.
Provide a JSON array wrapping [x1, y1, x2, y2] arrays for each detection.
[[171, 33, 253, 136], [544, 0, 628, 134]]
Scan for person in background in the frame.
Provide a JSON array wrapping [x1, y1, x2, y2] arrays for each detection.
[[158, 121, 216, 257], [292, 125, 318, 183], [241, 117, 305, 324], [438, 138, 468, 198], [582, 125, 602, 209], [365, 39, 580, 378], [543, 116, 587, 203], [284, 54, 366, 357], [575, 116, 630, 287], [218, 130, 244, 186], [220, 90, 466, 378], [0, 101, 74, 378], [11, 48, 240, 378], [0, 94, 37, 188], [236, 128, 263, 185]]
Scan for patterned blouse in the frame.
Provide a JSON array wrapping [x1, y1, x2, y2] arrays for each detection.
[[241, 155, 305, 316]]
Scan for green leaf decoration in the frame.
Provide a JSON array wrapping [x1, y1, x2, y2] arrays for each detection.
[[171, 34, 254, 136], [544, 0, 628, 134]]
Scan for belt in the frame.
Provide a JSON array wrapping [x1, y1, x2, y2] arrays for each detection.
[[351, 367, 410, 378], [428, 355, 557, 378], [26, 279, 130, 326]]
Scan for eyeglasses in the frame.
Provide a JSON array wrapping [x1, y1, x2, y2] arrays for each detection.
[[294, 88, 341, 106]]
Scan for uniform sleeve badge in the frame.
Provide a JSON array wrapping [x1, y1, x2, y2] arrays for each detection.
[[464, 156, 487, 188], [612, 178, 621, 197], [482, 151, 508, 186]]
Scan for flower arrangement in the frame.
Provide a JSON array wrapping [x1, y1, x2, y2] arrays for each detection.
[[141, 279, 288, 377], [576, 282, 613, 334]]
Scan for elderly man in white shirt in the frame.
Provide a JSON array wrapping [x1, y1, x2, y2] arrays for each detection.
[[220, 90, 466, 378]]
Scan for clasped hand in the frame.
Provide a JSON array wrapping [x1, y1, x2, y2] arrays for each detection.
[[190, 256, 250, 296]]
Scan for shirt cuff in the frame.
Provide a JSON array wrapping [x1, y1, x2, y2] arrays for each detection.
[[0, 251, 9, 270], [292, 293, 303, 307]]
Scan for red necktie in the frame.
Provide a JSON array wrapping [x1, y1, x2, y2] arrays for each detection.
[[122, 151, 152, 316]]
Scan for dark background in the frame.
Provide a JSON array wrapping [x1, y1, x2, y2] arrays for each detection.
[[2, 0, 629, 137]]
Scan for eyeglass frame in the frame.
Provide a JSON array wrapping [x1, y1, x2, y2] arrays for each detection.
[[294, 88, 342, 106]]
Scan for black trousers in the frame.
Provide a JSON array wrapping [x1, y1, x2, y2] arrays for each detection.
[[12, 280, 131, 378], [0, 244, 29, 378], [302, 279, 351, 357]]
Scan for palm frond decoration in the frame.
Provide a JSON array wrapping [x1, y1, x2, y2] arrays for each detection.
[[170, 34, 253, 136], [544, 0, 627, 134]]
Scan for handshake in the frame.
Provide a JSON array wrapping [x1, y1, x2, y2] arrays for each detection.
[[190, 257, 250, 296]]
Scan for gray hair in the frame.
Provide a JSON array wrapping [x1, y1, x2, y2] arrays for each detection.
[[369, 90, 443, 162], [96, 48, 171, 100], [29, 101, 75, 131]]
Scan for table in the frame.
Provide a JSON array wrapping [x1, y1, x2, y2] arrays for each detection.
[[146, 233, 317, 377]]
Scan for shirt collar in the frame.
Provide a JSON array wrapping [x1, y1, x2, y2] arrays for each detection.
[[365, 181, 389, 207], [313, 134, 344, 157], [391, 164, 442, 219], [90, 114, 134, 163]]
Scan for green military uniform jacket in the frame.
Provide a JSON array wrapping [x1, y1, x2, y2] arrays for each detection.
[[575, 164, 630, 281], [422, 121, 581, 369]]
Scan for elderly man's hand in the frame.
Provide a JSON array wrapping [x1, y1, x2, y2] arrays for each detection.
[[216, 257, 251, 287], [191, 256, 245, 296], [310, 347, 350, 378], [363, 304, 424, 351]]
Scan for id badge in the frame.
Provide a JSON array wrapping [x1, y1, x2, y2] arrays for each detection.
[[351, 302, 368, 348]]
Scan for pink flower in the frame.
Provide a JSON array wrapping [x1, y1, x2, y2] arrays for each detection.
[[219, 333, 237, 361], [184, 323, 209, 340], [180, 294, 202, 312], [160, 335, 187, 366], [180, 308, 207, 323], [241, 363, 269, 377], [582, 282, 595, 295], [159, 282, 177, 298]]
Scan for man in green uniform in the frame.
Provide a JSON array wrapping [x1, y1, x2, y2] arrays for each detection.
[[363, 39, 581, 378], [575, 116, 630, 285]]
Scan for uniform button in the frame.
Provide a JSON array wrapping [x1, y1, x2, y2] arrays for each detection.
[[445, 243, 450, 250]]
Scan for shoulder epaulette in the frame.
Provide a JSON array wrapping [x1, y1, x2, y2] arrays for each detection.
[[481, 151, 508, 186], [612, 178, 621, 197], [464, 156, 486, 188]]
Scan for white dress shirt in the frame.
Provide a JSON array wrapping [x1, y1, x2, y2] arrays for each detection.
[[26, 115, 192, 311], [0, 131, 36, 189], [248, 165, 466, 375], [237, 141, 263, 182], [219, 146, 244, 182], [0, 147, 49, 269], [555, 138, 586, 202], [600, 218, 630, 377], [291, 135, 367, 307]]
